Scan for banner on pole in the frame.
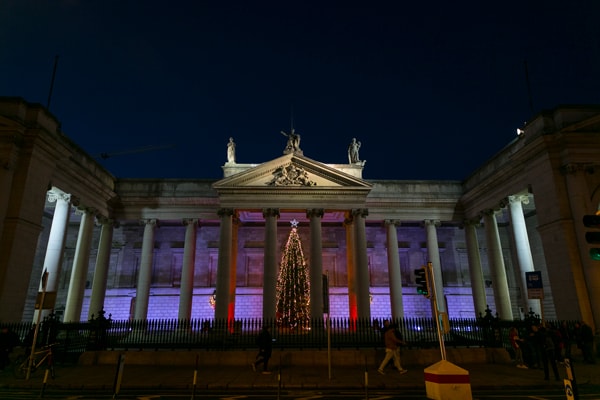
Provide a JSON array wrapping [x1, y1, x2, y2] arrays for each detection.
[[526, 271, 544, 299]]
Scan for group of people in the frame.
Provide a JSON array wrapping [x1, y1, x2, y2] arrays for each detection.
[[250, 318, 594, 380], [250, 320, 409, 377], [509, 320, 595, 381]]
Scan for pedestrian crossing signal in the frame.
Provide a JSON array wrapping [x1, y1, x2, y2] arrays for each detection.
[[414, 267, 430, 298]]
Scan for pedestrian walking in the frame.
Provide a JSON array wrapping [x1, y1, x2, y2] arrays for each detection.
[[251, 325, 273, 374], [377, 324, 408, 375]]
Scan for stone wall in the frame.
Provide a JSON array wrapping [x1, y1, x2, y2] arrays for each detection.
[[79, 348, 512, 368]]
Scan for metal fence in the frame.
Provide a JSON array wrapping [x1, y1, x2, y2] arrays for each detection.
[[2, 313, 576, 363]]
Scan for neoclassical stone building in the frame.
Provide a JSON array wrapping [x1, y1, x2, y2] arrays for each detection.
[[1, 97, 599, 332]]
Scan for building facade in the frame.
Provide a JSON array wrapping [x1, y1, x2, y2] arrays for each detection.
[[1, 98, 599, 333]]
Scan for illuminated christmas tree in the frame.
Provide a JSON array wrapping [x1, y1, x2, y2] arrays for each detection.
[[276, 219, 311, 328]]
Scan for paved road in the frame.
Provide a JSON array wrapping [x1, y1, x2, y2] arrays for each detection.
[[2, 386, 600, 400], [2, 357, 599, 399]]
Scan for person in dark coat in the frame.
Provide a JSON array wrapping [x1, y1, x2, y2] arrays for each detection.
[[534, 323, 560, 381], [251, 326, 273, 374], [577, 321, 596, 364], [0, 327, 21, 369]]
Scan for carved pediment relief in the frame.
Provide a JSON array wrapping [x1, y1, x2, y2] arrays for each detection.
[[267, 163, 316, 187]]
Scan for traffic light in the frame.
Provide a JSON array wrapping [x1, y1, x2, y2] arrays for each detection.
[[414, 267, 430, 298], [583, 214, 600, 261]]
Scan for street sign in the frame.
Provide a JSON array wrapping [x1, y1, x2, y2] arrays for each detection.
[[35, 291, 57, 309], [526, 271, 544, 299]]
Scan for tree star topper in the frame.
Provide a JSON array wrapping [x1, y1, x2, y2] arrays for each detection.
[[290, 219, 299, 228]]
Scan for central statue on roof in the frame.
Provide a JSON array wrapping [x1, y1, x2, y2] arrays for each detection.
[[281, 128, 303, 155]]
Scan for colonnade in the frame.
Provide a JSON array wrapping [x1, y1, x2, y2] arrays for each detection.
[[35, 189, 539, 323]]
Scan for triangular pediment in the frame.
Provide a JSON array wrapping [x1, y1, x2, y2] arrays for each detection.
[[214, 153, 371, 188], [212, 153, 372, 210]]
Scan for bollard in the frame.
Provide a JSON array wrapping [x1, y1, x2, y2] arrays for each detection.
[[424, 360, 472, 400], [112, 353, 126, 399], [563, 358, 578, 400], [39, 368, 50, 398], [191, 354, 198, 400]]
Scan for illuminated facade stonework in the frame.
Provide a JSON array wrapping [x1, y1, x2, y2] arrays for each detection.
[[1, 98, 600, 333]]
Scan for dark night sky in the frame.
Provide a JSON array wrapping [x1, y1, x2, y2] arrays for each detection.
[[2, 1, 600, 181]]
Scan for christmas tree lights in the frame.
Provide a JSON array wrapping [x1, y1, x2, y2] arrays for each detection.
[[276, 219, 311, 328]]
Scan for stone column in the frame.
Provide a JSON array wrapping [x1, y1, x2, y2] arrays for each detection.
[[352, 208, 371, 320], [87, 218, 115, 320], [178, 219, 197, 320], [385, 220, 404, 319], [133, 219, 157, 321], [425, 219, 447, 313], [229, 216, 239, 321], [483, 210, 513, 320], [464, 220, 487, 316], [215, 209, 233, 321], [562, 164, 595, 326], [34, 190, 72, 321], [263, 208, 279, 320], [63, 208, 96, 322], [508, 195, 542, 318], [307, 209, 324, 319], [345, 215, 358, 322]]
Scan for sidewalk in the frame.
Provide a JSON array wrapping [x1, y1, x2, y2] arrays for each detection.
[[2, 360, 599, 391]]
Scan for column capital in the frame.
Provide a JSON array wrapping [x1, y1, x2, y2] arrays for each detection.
[[182, 218, 198, 226], [47, 190, 71, 204], [306, 208, 324, 219], [351, 208, 368, 218], [217, 208, 235, 217], [139, 218, 157, 227], [262, 208, 280, 218], [75, 207, 97, 217], [97, 216, 118, 227], [461, 219, 481, 228], [384, 219, 400, 227], [507, 194, 530, 205], [481, 209, 501, 218], [423, 219, 440, 228]]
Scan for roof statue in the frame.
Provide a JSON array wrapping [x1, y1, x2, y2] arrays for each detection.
[[281, 128, 302, 155], [348, 137, 366, 166], [226, 137, 236, 164]]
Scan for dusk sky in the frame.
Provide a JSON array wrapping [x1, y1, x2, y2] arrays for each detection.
[[2, 1, 600, 181]]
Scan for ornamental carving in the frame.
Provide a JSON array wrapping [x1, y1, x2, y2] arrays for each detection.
[[267, 164, 316, 187]]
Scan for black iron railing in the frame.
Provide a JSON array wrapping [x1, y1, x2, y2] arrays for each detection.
[[1, 314, 576, 364]]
